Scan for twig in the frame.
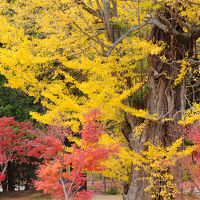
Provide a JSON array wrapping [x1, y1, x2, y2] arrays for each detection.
[[171, 110, 188, 120], [163, 105, 175, 118], [73, 22, 100, 44], [73, 22, 110, 48], [67, 177, 76, 200]]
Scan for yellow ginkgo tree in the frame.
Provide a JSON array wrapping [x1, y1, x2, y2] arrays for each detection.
[[0, 0, 200, 199]]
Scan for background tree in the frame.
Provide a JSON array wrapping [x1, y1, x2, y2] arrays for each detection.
[[0, 117, 32, 187], [179, 124, 200, 198], [0, 74, 43, 191], [0, 75, 42, 122]]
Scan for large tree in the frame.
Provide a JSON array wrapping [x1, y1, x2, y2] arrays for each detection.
[[0, 0, 200, 199]]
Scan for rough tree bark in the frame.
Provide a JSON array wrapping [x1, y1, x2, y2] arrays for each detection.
[[125, 19, 196, 200]]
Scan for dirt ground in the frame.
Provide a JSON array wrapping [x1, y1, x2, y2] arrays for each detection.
[[92, 194, 122, 200], [0, 191, 123, 200], [1, 191, 199, 200], [0, 191, 43, 200]]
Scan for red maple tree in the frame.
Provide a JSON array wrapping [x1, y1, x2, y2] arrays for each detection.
[[28, 110, 118, 200], [0, 116, 32, 182], [179, 124, 200, 196]]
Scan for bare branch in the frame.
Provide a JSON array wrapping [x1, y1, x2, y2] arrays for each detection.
[[73, 22, 98, 43], [188, 59, 200, 64], [67, 177, 76, 199], [163, 105, 175, 118], [73, 22, 110, 49], [1, 160, 8, 178], [106, 18, 170, 56], [65, 45, 92, 58], [184, 0, 200, 6], [106, 21, 150, 56], [191, 25, 200, 39], [75, 0, 103, 19], [149, 17, 169, 32], [170, 110, 186, 121], [59, 156, 68, 200]]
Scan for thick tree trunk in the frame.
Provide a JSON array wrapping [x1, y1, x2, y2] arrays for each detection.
[[125, 24, 194, 200], [7, 162, 15, 191]]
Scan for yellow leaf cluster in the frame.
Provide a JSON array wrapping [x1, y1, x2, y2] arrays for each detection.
[[180, 103, 200, 125], [99, 133, 195, 199], [174, 59, 190, 86], [139, 138, 195, 200], [99, 134, 133, 183]]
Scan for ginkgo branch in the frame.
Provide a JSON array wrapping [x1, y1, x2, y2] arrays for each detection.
[[75, 0, 103, 19], [73, 22, 111, 49], [106, 17, 170, 56], [106, 21, 149, 56]]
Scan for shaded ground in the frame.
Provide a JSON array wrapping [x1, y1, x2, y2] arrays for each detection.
[[0, 179, 122, 200], [0, 191, 51, 200], [0, 191, 123, 200]]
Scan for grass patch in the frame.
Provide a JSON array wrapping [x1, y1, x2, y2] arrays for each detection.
[[103, 187, 121, 195]]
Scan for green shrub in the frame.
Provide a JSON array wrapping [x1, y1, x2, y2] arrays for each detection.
[[105, 187, 121, 195]]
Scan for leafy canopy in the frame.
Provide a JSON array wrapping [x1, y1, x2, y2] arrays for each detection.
[[0, 0, 168, 131], [0, 0, 200, 129]]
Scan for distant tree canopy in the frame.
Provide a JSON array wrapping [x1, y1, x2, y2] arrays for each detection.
[[0, 75, 43, 122]]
